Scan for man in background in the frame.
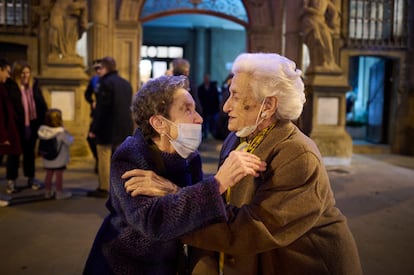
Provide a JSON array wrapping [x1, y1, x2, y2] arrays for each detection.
[[84, 59, 102, 173], [88, 56, 133, 198], [172, 58, 202, 114], [198, 73, 220, 139]]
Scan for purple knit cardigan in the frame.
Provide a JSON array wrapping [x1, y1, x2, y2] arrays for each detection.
[[84, 129, 227, 275]]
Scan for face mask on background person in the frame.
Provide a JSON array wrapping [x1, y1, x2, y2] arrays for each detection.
[[236, 98, 267, 138], [163, 118, 202, 158]]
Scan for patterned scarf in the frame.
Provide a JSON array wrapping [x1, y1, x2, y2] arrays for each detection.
[[219, 123, 276, 274], [21, 86, 37, 126]]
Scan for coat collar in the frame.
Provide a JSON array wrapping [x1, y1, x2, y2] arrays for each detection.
[[219, 120, 296, 164], [253, 120, 296, 157]]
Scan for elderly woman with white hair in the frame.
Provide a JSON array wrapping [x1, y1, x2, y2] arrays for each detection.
[[124, 53, 362, 275]]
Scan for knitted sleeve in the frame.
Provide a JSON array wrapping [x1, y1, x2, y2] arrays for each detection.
[[107, 134, 227, 254]]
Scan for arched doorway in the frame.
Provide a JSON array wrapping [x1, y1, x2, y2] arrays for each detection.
[[141, 14, 246, 86], [346, 55, 398, 145], [139, 0, 248, 87]]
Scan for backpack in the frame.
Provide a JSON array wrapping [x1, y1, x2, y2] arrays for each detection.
[[38, 137, 62, 160]]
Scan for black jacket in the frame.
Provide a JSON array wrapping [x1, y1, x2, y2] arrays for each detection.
[[91, 71, 133, 145], [4, 78, 48, 139]]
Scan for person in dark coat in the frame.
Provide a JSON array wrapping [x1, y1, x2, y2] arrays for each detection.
[[83, 75, 265, 274], [172, 58, 202, 114], [88, 56, 134, 198], [5, 60, 48, 193], [197, 74, 220, 139], [0, 58, 21, 164], [215, 73, 233, 140], [84, 59, 102, 173], [123, 53, 363, 275]]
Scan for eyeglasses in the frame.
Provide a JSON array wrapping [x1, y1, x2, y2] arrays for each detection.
[[94, 66, 102, 71]]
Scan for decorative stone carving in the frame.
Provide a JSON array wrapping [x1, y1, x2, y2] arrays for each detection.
[[300, 0, 341, 74], [250, 32, 277, 53], [46, 0, 88, 63]]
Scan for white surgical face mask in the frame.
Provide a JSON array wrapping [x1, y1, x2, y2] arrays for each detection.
[[236, 98, 266, 138], [164, 118, 202, 158]]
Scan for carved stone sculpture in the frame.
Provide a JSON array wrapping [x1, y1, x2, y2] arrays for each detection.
[[300, 0, 341, 74], [47, 0, 88, 61]]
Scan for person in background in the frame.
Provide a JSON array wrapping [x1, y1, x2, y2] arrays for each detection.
[[83, 75, 266, 275], [172, 58, 202, 114], [215, 73, 233, 140], [197, 73, 220, 139], [84, 59, 102, 173], [123, 53, 363, 275], [37, 108, 74, 199], [0, 58, 22, 177], [5, 60, 48, 194], [87, 56, 133, 198]]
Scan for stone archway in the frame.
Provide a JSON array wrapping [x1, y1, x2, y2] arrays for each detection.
[[112, 0, 283, 89]]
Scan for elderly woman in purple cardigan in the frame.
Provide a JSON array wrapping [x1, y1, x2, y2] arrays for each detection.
[[83, 75, 266, 275]]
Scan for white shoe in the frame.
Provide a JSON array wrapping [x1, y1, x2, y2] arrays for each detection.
[[6, 180, 18, 194], [29, 179, 44, 190], [55, 191, 72, 200]]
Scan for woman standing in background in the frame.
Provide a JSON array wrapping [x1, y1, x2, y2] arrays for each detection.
[[5, 61, 48, 193]]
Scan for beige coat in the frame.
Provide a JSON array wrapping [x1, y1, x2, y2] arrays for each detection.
[[183, 121, 362, 275]]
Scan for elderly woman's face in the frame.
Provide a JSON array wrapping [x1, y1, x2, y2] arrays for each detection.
[[167, 88, 203, 139], [223, 73, 262, 132]]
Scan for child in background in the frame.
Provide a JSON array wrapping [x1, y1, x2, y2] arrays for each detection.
[[37, 109, 74, 199]]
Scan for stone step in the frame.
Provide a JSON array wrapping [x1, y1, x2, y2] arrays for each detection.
[[352, 140, 390, 154]]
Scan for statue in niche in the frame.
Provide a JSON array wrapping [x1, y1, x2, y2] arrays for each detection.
[[47, 0, 88, 61], [300, 0, 341, 74]]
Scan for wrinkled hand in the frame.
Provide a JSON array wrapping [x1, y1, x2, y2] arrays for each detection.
[[215, 151, 266, 194], [122, 169, 179, 197]]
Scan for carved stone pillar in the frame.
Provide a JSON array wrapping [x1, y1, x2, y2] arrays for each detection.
[[88, 0, 111, 62], [195, 27, 207, 86], [88, 24, 109, 61], [245, 0, 279, 53], [113, 21, 140, 91], [302, 72, 353, 166]]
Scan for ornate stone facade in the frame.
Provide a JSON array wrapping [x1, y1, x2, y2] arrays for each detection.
[[0, 0, 413, 158]]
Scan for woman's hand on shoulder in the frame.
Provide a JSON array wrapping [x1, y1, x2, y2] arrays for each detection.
[[122, 169, 180, 197], [215, 151, 267, 194]]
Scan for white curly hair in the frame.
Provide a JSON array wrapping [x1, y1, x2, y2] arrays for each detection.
[[232, 53, 306, 121]]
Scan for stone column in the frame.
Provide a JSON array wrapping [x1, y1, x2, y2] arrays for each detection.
[[88, 0, 110, 62], [195, 27, 207, 86], [302, 72, 353, 166], [113, 20, 140, 91]]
